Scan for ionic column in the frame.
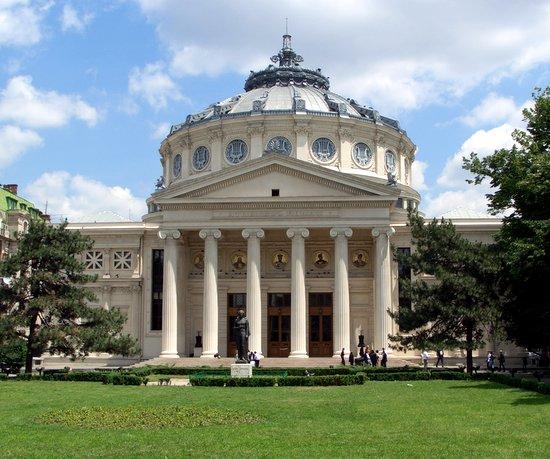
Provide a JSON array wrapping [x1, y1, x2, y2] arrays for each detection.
[[158, 229, 181, 358], [199, 228, 222, 358], [242, 228, 265, 356], [286, 227, 310, 358], [330, 227, 353, 357], [372, 226, 396, 351]]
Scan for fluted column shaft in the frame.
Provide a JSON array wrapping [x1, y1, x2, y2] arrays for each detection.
[[330, 227, 353, 357], [242, 228, 265, 356], [159, 229, 181, 358], [287, 228, 309, 358], [372, 227, 395, 350], [199, 229, 221, 358]]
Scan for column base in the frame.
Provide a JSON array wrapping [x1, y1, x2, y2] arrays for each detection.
[[200, 351, 218, 358], [288, 352, 309, 358], [159, 352, 179, 359]]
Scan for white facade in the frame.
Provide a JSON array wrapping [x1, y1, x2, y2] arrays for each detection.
[[67, 37, 502, 360]]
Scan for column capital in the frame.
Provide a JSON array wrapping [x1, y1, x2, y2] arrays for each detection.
[[286, 227, 310, 239], [371, 226, 395, 238], [199, 228, 222, 240], [158, 229, 181, 240], [242, 228, 265, 240], [330, 227, 353, 239]]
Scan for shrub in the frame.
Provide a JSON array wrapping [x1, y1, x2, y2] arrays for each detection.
[[102, 373, 145, 386], [0, 373, 7, 381], [485, 372, 550, 395], [15, 373, 34, 381], [42, 371, 109, 382], [0, 338, 26, 374], [189, 373, 365, 387]]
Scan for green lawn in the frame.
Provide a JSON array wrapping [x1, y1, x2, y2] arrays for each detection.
[[1, 380, 549, 457]]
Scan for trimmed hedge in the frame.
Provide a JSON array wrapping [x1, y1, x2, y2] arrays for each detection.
[[102, 373, 147, 386], [367, 371, 470, 381], [189, 373, 366, 387], [42, 371, 109, 382], [486, 372, 550, 395], [0, 373, 7, 381]]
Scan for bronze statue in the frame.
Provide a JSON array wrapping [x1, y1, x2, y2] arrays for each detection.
[[234, 309, 250, 363]]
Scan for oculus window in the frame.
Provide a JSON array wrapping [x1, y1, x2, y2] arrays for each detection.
[[311, 138, 336, 163], [352, 142, 373, 167], [385, 150, 397, 173], [172, 153, 182, 178], [225, 139, 248, 164], [266, 136, 292, 155], [192, 146, 210, 171]]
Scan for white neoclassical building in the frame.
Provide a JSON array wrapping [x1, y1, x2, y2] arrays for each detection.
[[68, 36, 500, 360]]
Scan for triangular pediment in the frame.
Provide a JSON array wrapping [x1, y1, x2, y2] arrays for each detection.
[[155, 155, 400, 203]]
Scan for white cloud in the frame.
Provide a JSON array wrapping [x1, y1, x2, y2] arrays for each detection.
[[60, 3, 93, 33], [0, 75, 99, 128], [24, 171, 147, 221], [135, 0, 550, 114], [0, 0, 43, 47], [0, 124, 42, 167], [128, 62, 185, 109], [152, 122, 170, 140], [423, 187, 491, 218], [437, 123, 516, 189], [411, 159, 428, 191], [459, 92, 519, 127]]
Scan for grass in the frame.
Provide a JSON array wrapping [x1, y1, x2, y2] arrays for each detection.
[[1, 380, 549, 457]]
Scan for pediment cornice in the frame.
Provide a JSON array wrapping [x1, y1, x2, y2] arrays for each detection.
[[153, 154, 400, 201]]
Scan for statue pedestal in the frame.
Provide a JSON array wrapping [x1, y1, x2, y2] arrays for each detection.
[[193, 347, 202, 357], [231, 363, 253, 378]]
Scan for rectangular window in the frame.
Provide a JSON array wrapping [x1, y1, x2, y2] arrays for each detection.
[[271, 189, 280, 197], [6, 197, 17, 210], [396, 247, 412, 309], [113, 250, 132, 269], [151, 249, 164, 330], [84, 251, 103, 270]]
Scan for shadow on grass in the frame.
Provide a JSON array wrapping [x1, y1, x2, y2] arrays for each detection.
[[446, 382, 550, 405]]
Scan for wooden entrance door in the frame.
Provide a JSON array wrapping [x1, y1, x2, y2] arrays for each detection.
[[308, 293, 333, 357], [227, 293, 246, 358], [267, 293, 291, 357]]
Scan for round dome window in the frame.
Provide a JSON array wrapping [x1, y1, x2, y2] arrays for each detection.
[[352, 143, 373, 168], [266, 136, 292, 155], [385, 150, 397, 173], [192, 146, 210, 171], [225, 139, 248, 164], [172, 153, 182, 178], [312, 138, 336, 163]]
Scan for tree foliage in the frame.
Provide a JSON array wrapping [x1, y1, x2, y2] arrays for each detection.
[[0, 219, 138, 372], [463, 87, 550, 353], [389, 210, 501, 373]]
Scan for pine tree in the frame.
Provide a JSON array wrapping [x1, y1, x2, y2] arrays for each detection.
[[463, 87, 550, 361], [390, 210, 501, 373], [0, 219, 138, 373]]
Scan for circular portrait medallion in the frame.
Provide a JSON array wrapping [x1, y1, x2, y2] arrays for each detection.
[[272, 250, 289, 270], [231, 251, 247, 270], [312, 250, 330, 269], [352, 250, 368, 268], [192, 251, 204, 270]]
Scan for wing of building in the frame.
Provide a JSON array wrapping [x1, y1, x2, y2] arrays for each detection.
[[67, 36, 501, 361]]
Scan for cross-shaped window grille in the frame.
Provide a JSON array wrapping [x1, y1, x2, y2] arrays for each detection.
[[84, 251, 103, 270], [113, 251, 132, 270]]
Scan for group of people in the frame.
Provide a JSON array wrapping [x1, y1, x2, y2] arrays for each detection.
[[341, 347, 388, 367], [486, 350, 506, 371], [421, 349, 445, 369], [247, 351, 262, 367]]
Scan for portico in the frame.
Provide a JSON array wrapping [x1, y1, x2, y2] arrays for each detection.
[[154, 152, 402, 359]]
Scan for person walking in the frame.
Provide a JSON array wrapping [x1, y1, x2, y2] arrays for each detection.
[[421, 350, 429, 369], [340, 348, 346, 366], [349, 351, 355, 366], [498, 350, 506, 372], [436, 349, 444, 367], [370, 349, 379, 366], [487, 351, 495, 371], [381, 348, 388, 368]]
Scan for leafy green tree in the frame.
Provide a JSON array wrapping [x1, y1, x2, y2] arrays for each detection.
[[0, 219, 138, 373], [390, 210, 501, 373], [463, 87, 550, 359]]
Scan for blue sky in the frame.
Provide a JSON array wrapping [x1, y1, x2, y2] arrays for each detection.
[[0, 1, 548, 221]]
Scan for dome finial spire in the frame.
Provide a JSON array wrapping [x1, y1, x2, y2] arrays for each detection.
[[271, 25, 303, 67]]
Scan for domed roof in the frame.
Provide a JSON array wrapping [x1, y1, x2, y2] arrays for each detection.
[[169, 35, 404, 136]]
